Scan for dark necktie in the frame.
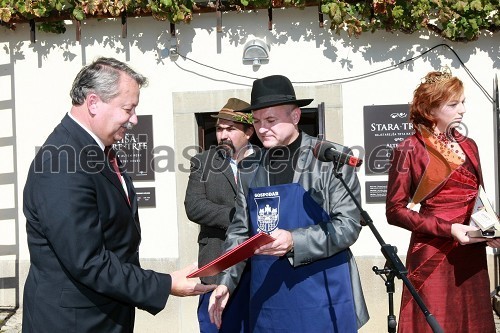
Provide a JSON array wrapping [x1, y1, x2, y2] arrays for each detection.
[[105, 147, 130, 205]]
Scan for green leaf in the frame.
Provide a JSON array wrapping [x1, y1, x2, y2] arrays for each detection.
[[72, 7, 85, 21], [470, 0, 482, 11], [392, 6, 403, 19], [33, 7, 47, 17], [468, 18, 478, 30], [452, 1, 467, 12]]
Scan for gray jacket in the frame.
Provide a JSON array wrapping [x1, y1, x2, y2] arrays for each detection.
[[218, 132, 369, 329]]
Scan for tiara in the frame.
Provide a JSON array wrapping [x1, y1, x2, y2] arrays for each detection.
[[422, 65, 452, 84]]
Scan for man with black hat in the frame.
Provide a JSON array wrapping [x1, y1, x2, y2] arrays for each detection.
[[209, 75, 369, 332], [185, 97, 255, 332]]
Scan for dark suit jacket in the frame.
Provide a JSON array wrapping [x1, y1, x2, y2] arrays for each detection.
[[22, 114, 171, 333], [184, 148, 238, 284]]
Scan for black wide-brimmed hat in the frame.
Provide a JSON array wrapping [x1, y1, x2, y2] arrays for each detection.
[[238, 75, 313, 112]]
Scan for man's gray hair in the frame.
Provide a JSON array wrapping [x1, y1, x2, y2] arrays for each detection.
[[70, 57, 148, 106]]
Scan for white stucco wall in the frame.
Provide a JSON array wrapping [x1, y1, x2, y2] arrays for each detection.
[[1, 6, 499, 332]]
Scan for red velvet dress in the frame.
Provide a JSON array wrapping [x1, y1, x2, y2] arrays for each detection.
[[386, 130, 495, 333]]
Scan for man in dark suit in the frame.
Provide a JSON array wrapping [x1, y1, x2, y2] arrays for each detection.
[[184, 98, 254, 332], [22, 57, 214, 333]]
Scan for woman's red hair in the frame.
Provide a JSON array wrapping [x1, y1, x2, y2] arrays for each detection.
[[410, 71, 464, 131]]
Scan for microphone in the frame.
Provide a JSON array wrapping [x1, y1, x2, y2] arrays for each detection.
[[313, 141, 363, 167]]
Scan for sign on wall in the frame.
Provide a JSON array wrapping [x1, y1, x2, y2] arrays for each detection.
[[365, 181, 388, 204], [363, 105, 413, 175], [113, 115, 154, 181], [136, 187, 156, 208]]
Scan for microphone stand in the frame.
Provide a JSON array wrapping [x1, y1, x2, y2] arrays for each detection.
[[332, 165, 443, 333]]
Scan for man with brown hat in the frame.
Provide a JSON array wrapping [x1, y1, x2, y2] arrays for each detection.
[[184, 97, 254, 333], [209, 75, 369, 332]]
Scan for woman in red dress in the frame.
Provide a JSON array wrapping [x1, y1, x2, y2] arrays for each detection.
[[386, 68, 500, 333]]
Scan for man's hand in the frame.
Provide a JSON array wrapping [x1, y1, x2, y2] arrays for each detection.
[[170, 263, 216, 297], [208, 285, 229, 329], [451, 224, 488, 245], [255, 228, 293, 256]]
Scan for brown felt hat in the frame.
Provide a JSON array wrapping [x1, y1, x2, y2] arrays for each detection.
[[211, 98, 253, 124]]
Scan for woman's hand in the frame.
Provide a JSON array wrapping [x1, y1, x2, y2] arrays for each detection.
[[486, 237, 500, 248], [451, 224, 488, 245]]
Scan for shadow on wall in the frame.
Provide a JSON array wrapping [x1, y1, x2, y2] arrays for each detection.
[[0, 49, 20, 310], [3, 9, 500, 71]]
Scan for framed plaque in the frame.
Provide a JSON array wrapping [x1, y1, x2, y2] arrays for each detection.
[[363, 105, 413, 175], [136, 187, 156, 208], [112, 115, 154, 181]]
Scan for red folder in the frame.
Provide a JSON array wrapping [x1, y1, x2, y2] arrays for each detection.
[[187, 232, 275, 278]]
